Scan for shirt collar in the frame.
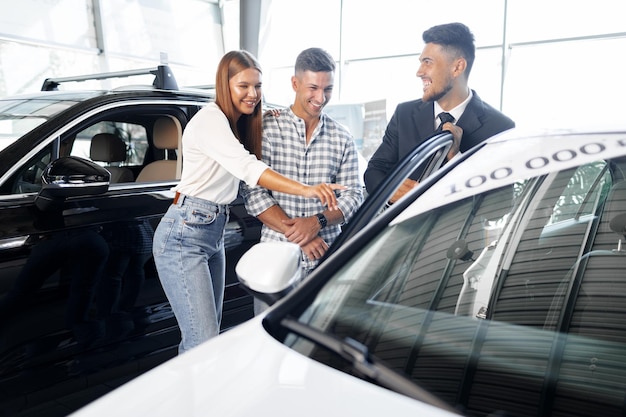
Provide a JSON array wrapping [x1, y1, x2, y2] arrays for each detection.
[[434, 89, 473, 125], [287, 106, 326, 130]]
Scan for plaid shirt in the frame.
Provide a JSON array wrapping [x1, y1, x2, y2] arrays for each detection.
[[242, 107, 364, 272]]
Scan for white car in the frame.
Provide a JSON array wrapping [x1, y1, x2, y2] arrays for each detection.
[[73, 126, 626, 417]]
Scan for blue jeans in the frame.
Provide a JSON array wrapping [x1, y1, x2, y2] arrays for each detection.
[[153, 193, 229, 354]]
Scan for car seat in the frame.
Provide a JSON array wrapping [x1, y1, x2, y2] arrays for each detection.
[[135, 116, 182, 182], [89, 133, 134, 183]]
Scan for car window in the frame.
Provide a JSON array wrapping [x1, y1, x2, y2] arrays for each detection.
[[547, 161, 610, 225], [1, 102, 194, 195], [70, 121, 149, 168], [4, 121, 149, 194], [8, 145, 54, 194], [288, 156, 626, 416], [0, 98, 82, 151]]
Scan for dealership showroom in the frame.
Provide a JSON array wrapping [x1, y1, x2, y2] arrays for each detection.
[[2, 0, 626, 141], [2, 1, 626, 416]]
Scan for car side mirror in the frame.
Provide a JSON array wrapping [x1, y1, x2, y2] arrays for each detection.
[[236, 241, 303, 306], [35, 156, 110, 211]]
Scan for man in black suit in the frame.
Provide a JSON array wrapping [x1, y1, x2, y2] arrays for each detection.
[[364, 22, 515, 203]]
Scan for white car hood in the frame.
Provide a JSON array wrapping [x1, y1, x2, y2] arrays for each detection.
[[72, 316, 458, 417]]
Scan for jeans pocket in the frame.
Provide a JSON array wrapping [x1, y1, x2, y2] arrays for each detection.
[[185, 208, 218, 227], [154, 217, 175, 255]]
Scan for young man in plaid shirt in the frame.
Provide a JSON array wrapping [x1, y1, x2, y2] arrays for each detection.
[[243, 48, 363, 312]]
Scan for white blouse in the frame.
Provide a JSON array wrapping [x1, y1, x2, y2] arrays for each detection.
[[173, 102, 268, 204]]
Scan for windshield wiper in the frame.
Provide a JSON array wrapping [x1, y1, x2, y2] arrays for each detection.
[[280, 316, 459, 414]]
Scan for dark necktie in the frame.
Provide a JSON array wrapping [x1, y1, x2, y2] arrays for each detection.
[[436, 112, 455, 132]]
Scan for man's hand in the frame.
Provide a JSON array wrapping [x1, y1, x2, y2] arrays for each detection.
[[300, 236, 329, 260], [389, 178, 419, 203], [444, 124, 463, 160], [282, 216, 319, 245]]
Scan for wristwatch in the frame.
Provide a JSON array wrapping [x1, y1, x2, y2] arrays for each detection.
[[315, 213, 327, 229]]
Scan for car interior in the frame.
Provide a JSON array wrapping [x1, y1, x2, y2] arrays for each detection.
[[3, 107, 193, 195]]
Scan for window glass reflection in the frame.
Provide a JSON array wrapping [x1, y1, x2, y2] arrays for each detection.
[[503, 37, 626, 128], [507, 0, 626, 43]]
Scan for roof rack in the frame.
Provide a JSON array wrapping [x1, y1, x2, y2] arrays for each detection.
[[187, 84, 216, 90], [41, 64, 179, 91]]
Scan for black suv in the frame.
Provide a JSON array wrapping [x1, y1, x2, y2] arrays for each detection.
[[0, 65, 260, 416]]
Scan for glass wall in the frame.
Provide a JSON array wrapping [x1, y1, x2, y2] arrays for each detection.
[[258, 0, 626, 137], [1, 0, 625, 133], [99, 0, 224, 70], [0, 0, 225, 95]]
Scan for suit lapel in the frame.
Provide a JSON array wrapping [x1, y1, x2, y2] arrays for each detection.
[[456, 91, 484, 136], [412, 100, 435, 140]]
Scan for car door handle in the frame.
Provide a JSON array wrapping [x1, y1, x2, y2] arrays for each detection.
[[0, 236, 29, 250]]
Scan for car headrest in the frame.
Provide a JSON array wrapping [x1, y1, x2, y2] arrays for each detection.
[[90, 133, 127, 163], [153, 116, 182, 150]]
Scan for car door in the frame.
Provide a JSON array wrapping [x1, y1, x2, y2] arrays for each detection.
[[327, 132, 454, 255], [0, 99, 256, 416]]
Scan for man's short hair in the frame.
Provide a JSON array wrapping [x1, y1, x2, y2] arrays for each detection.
[[295, 47, 336, 74], [423, 22, 475, 76]]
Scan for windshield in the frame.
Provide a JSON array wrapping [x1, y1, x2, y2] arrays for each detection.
[[0, 94, 91, 151], [284, 132, 626, 416]]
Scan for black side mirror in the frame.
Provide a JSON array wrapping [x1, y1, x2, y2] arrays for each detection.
[[35, 156, 110, 211]]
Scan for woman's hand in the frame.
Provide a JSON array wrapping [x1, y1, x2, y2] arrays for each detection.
[[257, 169, 345, 209], [305, 183, 346, 210], [264, 108, 281, 117]]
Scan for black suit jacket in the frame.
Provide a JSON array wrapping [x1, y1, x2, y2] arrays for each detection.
[[364, 90, 515, 193]]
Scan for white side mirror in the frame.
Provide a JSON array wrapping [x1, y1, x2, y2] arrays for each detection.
[[236, 241, 302, 305]]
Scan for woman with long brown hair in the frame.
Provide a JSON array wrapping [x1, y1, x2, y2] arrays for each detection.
[[153, 50, 342, 354]]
